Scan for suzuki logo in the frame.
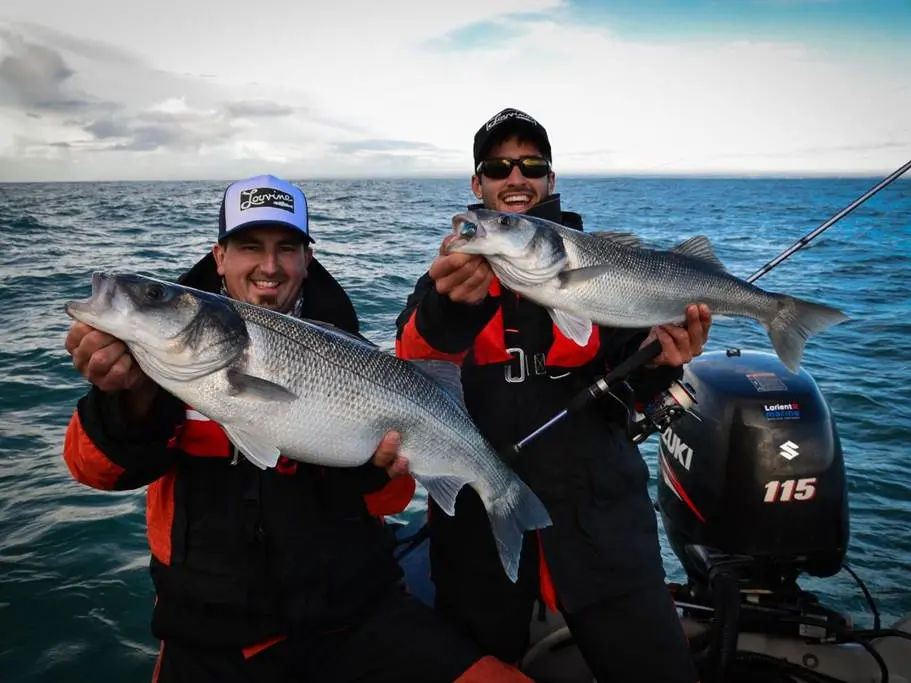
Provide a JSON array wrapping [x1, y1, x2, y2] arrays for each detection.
[[779, 441, 800, 461], [661, 428, 694, 471]]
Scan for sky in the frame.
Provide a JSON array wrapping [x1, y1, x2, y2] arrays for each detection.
[[0, 0, 909, 181]]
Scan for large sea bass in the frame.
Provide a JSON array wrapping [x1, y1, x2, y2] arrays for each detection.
[[64, 272, 551, 581], [446, 210, 849, 373]]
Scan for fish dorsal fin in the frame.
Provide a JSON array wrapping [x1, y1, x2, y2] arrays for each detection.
[[588, 231, 643, 248], [409, 359, 466, 409], [672, 235, 727, 271]]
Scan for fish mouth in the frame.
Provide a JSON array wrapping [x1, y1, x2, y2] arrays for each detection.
[[451, 212, 474, 233], [64, 271, 114, 324], [445, 213, 480, 254]]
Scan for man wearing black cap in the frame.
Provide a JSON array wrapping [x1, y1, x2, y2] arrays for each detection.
[[62, 174, 535, 683], [396, 111, 710, 681]]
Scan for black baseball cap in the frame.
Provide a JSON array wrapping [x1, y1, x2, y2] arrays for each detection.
[[472, 108, 552, 168]]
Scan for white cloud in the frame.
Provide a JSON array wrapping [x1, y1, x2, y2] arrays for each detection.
[[0, 0, 908, 180], [223, 100, 296, 118]]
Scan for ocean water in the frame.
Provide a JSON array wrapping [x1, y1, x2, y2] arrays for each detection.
[[0, 176, 909, 682]]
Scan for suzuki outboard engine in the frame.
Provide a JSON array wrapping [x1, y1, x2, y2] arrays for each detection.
[[515, 349, 906, 683], [657, 349, 851, 682], [657, 349, 849, 589]]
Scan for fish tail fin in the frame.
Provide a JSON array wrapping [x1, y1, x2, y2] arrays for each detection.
[[483, 478, 553, 583], [765, 295, 849, 373]]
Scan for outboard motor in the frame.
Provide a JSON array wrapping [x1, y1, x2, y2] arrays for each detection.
[[657, 349, 851, 682], [513, 349, 896, 683], [657, 348, 849, 589]]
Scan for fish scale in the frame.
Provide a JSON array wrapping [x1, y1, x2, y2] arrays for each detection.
[[225, 301, 489, 473], [560, 231, 775, 325]]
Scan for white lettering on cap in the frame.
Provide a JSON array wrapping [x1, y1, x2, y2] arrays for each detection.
[[239, 187, 295, 213], [486, 110, 539, 131]]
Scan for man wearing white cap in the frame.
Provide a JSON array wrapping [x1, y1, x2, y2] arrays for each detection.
[[62, 175, 532, 683]]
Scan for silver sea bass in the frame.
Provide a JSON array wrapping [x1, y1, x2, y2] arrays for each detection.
[[64, 272, 551, 582], [447, 209, 848, 373]]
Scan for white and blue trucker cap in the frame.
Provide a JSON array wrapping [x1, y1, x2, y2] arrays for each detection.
[[218, 174, 313, 243]]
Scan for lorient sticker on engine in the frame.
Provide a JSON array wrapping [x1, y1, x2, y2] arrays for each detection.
[[746, 372, 788, 392], [763, 402, 802, 421]]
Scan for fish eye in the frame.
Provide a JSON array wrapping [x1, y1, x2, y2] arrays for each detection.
[[498, 215, 510, 226], [145, 283, 166, 301]]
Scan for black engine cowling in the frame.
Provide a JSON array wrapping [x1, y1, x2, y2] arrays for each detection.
[[656, 349, 849, 588]]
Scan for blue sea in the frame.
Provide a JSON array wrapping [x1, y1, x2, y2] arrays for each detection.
[[1, 176, 909, 682]]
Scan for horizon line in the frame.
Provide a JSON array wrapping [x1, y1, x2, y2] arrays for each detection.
[[3, 169, 910, 184]]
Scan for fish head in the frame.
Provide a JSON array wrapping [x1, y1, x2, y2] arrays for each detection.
[[64, 272, 248, 382], [446, 209, 567, 286], [448, 210, 534, 256]]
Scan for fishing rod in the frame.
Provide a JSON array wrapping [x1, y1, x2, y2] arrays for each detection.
[[511, 157, 911, 454]]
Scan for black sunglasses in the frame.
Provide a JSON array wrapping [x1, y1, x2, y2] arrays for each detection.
[[476, 156, 551, 180]]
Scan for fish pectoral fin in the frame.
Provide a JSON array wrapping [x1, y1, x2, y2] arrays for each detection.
[[226, 368, 298, 402], [416, 473, 473, 516], [408, 360, 466, 409], [222, 424, 281, 469], [588, 230, 643, 248], [547, 308, 594, 346], [671, 236, 727, 271], [557, 264, 612, 287]]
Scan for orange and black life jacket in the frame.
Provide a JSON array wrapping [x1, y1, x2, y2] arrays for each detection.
[[64, 252, 413, 649], [395, 195, 681, 614]]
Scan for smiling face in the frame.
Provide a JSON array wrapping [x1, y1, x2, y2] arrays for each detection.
[[212, 225, 312, 313], [471, 134, 556, 214]]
